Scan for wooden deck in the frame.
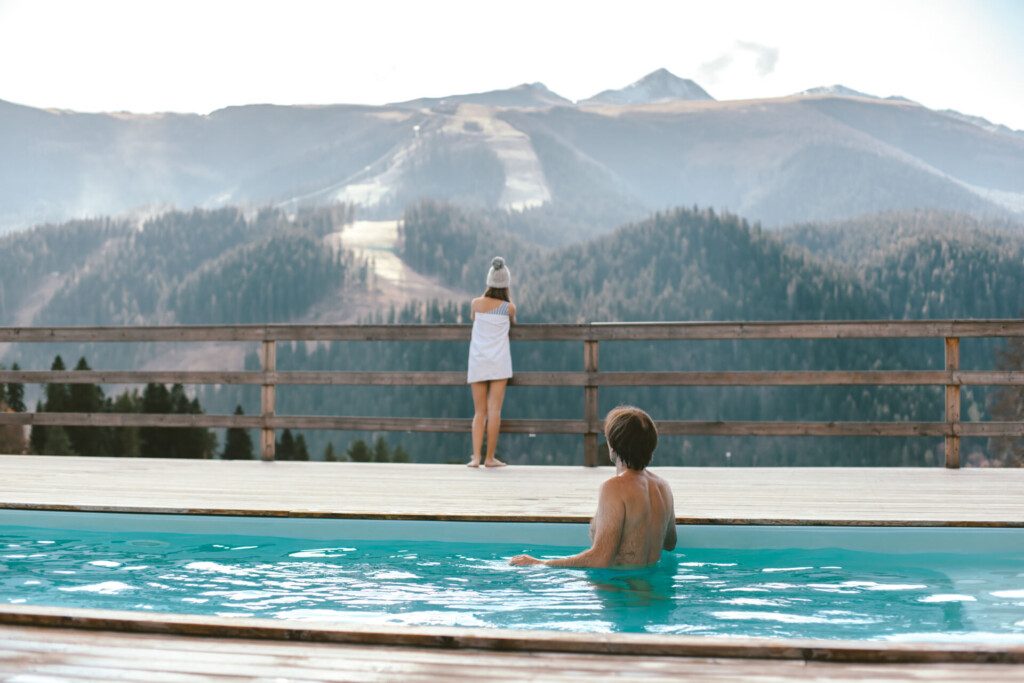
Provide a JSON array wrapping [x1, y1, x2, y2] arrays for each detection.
[[2, 456, 1023, 680], [4, 622, 1024, 682], [2, 455, 1023, 525]]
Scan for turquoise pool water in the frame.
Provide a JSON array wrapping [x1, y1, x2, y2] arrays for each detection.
[[1, 512, 1023, 642]]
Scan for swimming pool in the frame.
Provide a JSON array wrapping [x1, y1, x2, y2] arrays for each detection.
[[2, 511, 1023, 643]]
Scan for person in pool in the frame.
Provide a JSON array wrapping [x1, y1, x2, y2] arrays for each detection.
[[510, 406, 676, 568]]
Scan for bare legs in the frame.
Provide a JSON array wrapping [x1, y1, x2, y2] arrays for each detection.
[[469, 382, 488, 467], [468, 379, 508, 467], [484, 379, 507, 466]]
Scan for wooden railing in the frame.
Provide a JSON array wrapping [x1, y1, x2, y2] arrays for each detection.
[[2, 320, 1024, 467]]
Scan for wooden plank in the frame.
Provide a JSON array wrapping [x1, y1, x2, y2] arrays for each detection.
[[591, 370, 1024, 386], [272, 371, 589, 386], [260, 340, 276, 462], [945, 337, 961, 469], [265, 416, 587, 434], [587, 319, 1024, 340], [4, 319, 1024, 344], [4, 368, 1024, 391], [0, 370, 266, 385], [0, 412, 263, 429], [583, 340, 599, 467], [1, 457, 1023, 526], [0, 325, 269, 343], [3, 412, 1024, 438], [0, 370, 588, 387], [654, 420, 1022, 437], [5, 369, 1024, 387], [0, 605, 1022, 665], [2, 624, 1022, 682]]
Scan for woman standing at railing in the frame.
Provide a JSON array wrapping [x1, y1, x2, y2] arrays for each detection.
[[467, 257, 516, 467]]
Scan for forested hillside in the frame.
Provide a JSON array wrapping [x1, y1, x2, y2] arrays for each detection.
[[5, 202, 1023, 466], [0, 204, 365, 392], [0, 204, 360, 326], [204, 203, 1024, 467]]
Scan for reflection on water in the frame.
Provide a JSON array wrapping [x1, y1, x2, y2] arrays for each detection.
[[1, 526, 1023, 641]]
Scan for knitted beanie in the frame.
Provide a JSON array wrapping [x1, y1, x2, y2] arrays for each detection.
[[486, 256, 511, 288]]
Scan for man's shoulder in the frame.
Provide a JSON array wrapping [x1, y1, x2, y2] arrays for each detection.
[[645, 470, 675, 493], [600, 475, 632, 497]]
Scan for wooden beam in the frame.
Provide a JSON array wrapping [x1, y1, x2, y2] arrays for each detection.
[[5, 412, 1023, 437], [0, 412, 263, 428], [4, 369, 1024, 388], [653, 421, 951, 437], [0, 370, 267, 385], [264, 417, 587, 434], [587, 320, 1024, 340], [3, 368, 1024, 390], [260, 340, 276, 461], [590, 370, 1024, 386], [583, 340, 600, 467], [4, 319, 1024, 344], [945, 337, 961, 469]]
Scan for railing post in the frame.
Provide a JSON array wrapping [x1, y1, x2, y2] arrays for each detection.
[[944, 336, 960, 469], [261, 339, 277, 461], [583, 339, 600, 466]]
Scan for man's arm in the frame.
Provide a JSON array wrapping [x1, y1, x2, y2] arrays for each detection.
[[511, 481, 625, 568], [663, 484, 677, 551]]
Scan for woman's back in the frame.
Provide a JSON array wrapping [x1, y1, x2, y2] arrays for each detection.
[[468, 296, 514, 384]]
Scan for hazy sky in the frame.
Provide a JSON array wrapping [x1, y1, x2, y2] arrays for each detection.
[[1, 0, 1022, 128]]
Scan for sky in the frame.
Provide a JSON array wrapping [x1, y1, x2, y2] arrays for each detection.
[[0, 0, 1022, 129]]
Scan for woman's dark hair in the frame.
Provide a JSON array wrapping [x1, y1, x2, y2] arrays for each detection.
[[604, 405, 658, 470], [484, 287, 510, 302]]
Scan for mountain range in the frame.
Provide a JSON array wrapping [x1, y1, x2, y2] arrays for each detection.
[[2, 69, 1022, 238]]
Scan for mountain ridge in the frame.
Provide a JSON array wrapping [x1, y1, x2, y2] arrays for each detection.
[[580, 68, 714, 105], [2, 72, 1022, 235]]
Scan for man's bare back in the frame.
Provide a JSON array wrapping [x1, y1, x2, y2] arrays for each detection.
[[510, 458, 676, 568], [601, 469, 676, 566], [511, 406, 673, 569]]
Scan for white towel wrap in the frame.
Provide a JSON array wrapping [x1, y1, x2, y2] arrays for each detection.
[[467, 312, 512, 383]]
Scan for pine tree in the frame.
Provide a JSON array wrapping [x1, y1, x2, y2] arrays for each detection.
[[323, 442, 338, 462], [373, 436, 390, 463], [42, 426, 74, 455], [989, 337, 1024, 466], [140, 383, 173, 457], [347, 438, 371, 462], [30, 356, 71, 454], [0, 365, 25, 454], [392, 445, 410, 463], [66, 357, 107, 456], [108, 389, 141, 457], [277, 429, 297, 460], [294, 434, 310, 461], [6, 363, 25, 412], [28, 401, 46, 454], [222, 405, 254, 460], [45, 355, 70, 412]]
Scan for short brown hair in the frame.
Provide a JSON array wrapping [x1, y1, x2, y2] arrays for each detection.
[[604, 405, 658, 470]]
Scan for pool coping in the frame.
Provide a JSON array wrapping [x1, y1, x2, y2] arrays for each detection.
[[2, 502, 1023, 527], [0, 605, 1021, 665]]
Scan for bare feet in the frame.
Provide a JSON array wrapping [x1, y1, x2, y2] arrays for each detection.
[[484, 458, 507, 468], [467, 455, 481, 468]]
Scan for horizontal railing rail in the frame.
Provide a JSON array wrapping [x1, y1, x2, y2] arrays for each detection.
[[2, 320, 1024, 467]]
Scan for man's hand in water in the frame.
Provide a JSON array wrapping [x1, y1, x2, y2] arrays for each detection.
[[509, 554, 545, 566]]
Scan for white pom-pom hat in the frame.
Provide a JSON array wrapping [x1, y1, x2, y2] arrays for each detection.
[[486, 256, 510, 288]]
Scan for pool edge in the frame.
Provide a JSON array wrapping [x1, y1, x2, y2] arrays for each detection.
[[2, 502, 1022, 527], [0, 605, 1021, 665]]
